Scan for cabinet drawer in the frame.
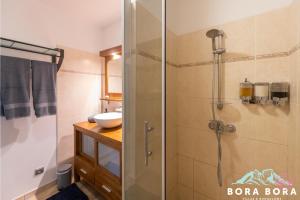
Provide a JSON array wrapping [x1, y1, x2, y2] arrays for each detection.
[[95, 173, 121, 200], [75, 156, 95, 184]]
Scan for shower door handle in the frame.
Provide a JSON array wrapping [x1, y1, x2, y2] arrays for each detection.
[[144, 121, 154, 166]]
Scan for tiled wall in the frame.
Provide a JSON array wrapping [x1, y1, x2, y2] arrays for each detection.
[[172, 1, 300, 200]]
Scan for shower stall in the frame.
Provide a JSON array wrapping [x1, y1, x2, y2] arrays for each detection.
[[123, 0, 300, 200]]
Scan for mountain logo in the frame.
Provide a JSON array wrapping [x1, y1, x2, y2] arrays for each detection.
[[233, 169, 292, 186]]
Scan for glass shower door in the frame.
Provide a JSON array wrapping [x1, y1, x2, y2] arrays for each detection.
[[123, 0, 165, 199]]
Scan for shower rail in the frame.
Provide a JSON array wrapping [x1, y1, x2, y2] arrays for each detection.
[[0, 37, 64, 71], [206, 29, 236, 187]]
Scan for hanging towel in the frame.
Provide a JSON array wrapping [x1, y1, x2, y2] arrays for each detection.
[[31, 60, 57, 117], [0, 56, 31, 120]]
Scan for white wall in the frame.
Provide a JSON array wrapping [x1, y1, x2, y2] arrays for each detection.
[[0, 0, 103, 54], [167, 0, 294, 35], [0, 49, 59, 200], [0, 0, 104, 199], [1, 112, 57, 200], [101, 20, 122, 50]]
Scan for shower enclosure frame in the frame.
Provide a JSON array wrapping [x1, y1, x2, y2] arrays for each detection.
[[122, 0, 167, 199]]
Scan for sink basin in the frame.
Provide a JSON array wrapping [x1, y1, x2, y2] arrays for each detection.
[[94, 112, 122, 128]]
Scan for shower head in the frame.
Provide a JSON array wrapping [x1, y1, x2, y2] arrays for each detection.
[[206, 29, 225, 54], [206, 29, 224, 39]]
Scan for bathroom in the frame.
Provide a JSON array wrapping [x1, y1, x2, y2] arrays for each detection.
[[1, 0, 300, 200]]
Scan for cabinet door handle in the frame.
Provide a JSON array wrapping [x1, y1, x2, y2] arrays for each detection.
[[144, 121, 154, 166], [102, 184, 112, 193], [80, 169, 87, 175]]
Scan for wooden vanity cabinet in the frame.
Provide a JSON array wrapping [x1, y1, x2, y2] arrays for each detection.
[[74, 122, 122, 200]]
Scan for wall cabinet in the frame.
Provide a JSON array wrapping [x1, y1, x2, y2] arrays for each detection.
[[74, 122, 122, 200]]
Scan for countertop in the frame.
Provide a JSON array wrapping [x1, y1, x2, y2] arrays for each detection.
[[73, 121, 122, 145]]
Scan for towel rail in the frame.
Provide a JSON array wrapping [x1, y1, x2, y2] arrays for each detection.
[[0, 37, 64, 71]]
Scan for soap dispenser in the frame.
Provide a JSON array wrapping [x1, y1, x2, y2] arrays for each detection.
[[254, 82, 269, 104], [270, 82, 289, 106], [240, 78, 253, 104]]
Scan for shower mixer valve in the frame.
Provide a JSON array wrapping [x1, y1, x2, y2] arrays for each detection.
[[208, 120, 236, 133]]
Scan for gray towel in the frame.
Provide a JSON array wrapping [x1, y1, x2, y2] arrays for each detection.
[[1, 56, 31, 120], [31, 60, 57, 117]]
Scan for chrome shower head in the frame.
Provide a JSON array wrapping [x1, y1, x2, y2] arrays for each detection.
[[206, 29, 224, 39], [206, 29, 225, 54]]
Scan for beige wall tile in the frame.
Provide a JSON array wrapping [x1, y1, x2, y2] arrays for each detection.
[[194, 161, 220, 200], [178, 184, 193, 200], [177, 65, 212, 99], [193, 130, 218, 166], [167, 185, 178, 200], [222, 136, 256, 175], [177, 127, 217, 166], [254, 141, 288, 175], [136, 55, 162, 100], [177, 126, 198, 158], [289, 51, 298, 104], [221, 137, 288, 178], [290, 0, 300, 45], [255, 56, 290, 82], [255, 56, 296, 104], [298, 1, 300, 44], [136, 3, 162, 58], [223, 60, 256, 100], [176, 97, 211, 131], [252, 104, 296, 145], [167, 63, 178, 162], [194, 192, 214, 200], [255, 6, 294, 55], [167, 64, 178, 98], [177, 28, 214, 65], [297, 51, 300, 105], [221, 17, 255, 60], [295, 104, 300, 188], [287, 104, 299, 188], [167, 124, 177, 159], [178, 155, 194, 188], [289, 2, 300, 52], [167, 30, 178, 64], [167, 155, 178, 192]]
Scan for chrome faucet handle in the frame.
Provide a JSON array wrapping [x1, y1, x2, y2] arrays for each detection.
[[224, 124, 236, 133], [208, 120, 218, 130], [209, 120, 236, 133]]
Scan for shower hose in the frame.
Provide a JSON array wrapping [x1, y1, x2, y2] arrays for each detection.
[[211, 53, 223, 187]]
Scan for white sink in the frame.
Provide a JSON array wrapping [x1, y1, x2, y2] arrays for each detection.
[[94, 112, 122, 128]]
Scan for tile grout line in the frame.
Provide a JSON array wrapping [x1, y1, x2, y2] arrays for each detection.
[[136, 43, 300, 68]]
